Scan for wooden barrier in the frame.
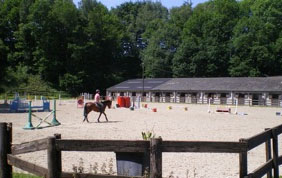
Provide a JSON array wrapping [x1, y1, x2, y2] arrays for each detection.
[[242, 125, 282, 178], [1, 122, 282, 178], [0, 123, 12, 178], [12, 138, 48, 155], [7, 154, 47, 177]]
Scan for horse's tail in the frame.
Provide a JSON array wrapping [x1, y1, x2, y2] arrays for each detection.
[[83, 103, 87, 117]]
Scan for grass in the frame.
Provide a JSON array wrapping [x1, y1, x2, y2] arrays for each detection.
[[13, 173, 42, 178]]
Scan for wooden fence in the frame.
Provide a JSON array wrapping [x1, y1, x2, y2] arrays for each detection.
[[0, 122, 282, 178]]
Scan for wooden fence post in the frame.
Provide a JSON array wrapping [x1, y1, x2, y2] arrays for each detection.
[[239, 139, 248, 178], [265, 128, 272, 178], [150, 137, 162, 178], [47, 136, 61, 178], [272, 129, 279, 178], [54, 134, 61, 173], [0, 123, 12, 178]]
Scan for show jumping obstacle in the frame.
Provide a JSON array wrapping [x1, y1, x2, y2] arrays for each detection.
[[24, 100, 60, 130], [10, 97, 50, 112], [216, 108, 231, 113], [208, 98, 238, 114], [152, 108, 157, 112], [77, 96, 84, 108]]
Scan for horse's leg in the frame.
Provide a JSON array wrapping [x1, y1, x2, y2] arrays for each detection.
[[97, 112, 102, 122], [83, 107, 90, 123], [103, 112, 108, 122], [83, 113, 87, 122], [83, 114, 89, 123]]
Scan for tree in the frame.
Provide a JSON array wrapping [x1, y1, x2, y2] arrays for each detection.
[[12, 0, 83, 94], [170, 3, 193, 30], [229, 0, 282, 76], [173, 0, 239, 77], [75, 0, 123, 93], [141, 19, 179, 78], [112, 1, 169, 80], [0, 0, 21, 91]]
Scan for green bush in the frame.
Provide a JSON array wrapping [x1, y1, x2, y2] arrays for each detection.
[[1, 65, 74, 99], [13, 173, 42, 178]]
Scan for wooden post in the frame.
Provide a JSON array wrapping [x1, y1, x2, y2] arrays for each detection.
[[47, 136, 61, 178], [0, 123, 12, 178], [239, 139, 248, 178], [265, 128, 272, 178], [54, 134, 61, 173], [150, 137, 162, 178], [272, 129, 279, 178]]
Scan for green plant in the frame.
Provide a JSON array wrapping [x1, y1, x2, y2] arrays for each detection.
[[13, 172, 42, 178], [141, 130, 155, 140]]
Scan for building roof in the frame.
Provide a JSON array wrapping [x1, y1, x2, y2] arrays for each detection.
[[107, 78, 170, 92], [107, 77, 282, 93]]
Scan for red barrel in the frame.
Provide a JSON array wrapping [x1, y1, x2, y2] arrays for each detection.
[[125, 97, 131, 108], [117, 96, 121, 107], [118, 96, 125, 107]]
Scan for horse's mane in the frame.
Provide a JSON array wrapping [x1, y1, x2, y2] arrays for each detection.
[[102, 100, 111, 104]]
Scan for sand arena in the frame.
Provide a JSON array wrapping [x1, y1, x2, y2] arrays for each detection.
[[0, 99, 282, 178]]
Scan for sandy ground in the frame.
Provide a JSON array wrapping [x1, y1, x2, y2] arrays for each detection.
[[0, 99, 282, 178]]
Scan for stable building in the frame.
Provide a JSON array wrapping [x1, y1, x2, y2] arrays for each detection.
[[106, 77, 282, 106]]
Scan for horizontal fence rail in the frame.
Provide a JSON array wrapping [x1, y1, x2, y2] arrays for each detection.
[[56, 140, 149, 152], [274, 124, 282, 135], [248, 159, 273, 178], [1, 122, 282, 178], [7, 154, 47, 177], [56, 139, 247, 153], [248, 155, 282, 178], [12, 138, 48, 155], [161, 141, 247, 153], [244, 129, 272, 151]]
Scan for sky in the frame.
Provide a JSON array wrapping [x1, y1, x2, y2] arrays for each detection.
[[73, 0, 209, 9]]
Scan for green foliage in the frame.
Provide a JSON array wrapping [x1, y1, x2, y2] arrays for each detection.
[[13, 172, 42, 178], [141, 21, 178, 78], [59, 73, 83, 95], [141, 130, 155, 140], [3, 65, 58, 96], [1, 0, 282, 96], [170, 3, 193, 30], [173, 0, 239, 77], [229, 0, 282, 76]]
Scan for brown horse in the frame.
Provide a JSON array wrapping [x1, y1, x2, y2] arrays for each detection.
[[83, 100, 112, 123]]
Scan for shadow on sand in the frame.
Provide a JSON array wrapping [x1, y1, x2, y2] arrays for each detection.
[[85, 120, 121, 124]]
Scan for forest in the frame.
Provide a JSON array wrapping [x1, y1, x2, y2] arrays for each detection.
[[1, 0, 282, 96]]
